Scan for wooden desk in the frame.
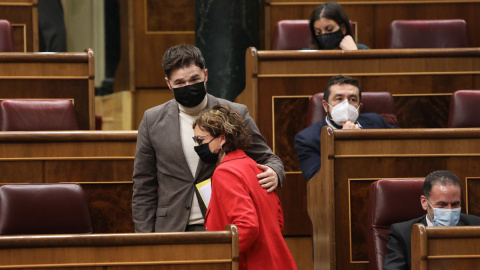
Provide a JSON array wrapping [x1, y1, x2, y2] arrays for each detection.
[[0, 50, 95, 129], [0, 225, 239, 270], [236, 47, 480, 237], [411, 224, 480, 270], [308, 127, 480, 270], [0, 0, 38, 52], [0, 131, 137, 233]]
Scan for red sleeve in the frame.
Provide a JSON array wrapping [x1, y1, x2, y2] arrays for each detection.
[[213, 166, 259, 253]]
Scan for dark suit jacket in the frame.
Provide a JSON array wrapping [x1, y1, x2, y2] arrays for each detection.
[[293, 113, 397, 180], [384, 213, 480, 270], [132, 94, 285, 232]]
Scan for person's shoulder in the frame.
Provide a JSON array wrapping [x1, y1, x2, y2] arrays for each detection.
[[295, 120, 328, 139], [391, 215, 426, 231], [356, 43, 370, 50], [460, 213, 480, 225], [208, 95, 246, 110], [359, 112, 383, 121], [144, 99, 176, 115]]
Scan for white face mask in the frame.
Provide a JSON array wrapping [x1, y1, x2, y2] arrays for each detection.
[[328, 99, 360, 126], [427, 199, 461, 226]]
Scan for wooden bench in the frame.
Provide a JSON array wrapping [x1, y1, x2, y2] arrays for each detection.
[[411, 223, 480, 270], [308, 127, 480, 270], [0, 50, 95, 129], [236, 47, 480, 238], [0, 225, 239, 270]]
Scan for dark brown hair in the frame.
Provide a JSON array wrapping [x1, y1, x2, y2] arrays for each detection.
[[193, 105, 252, 154], [309, 2, 355, 49], [162, 44, 205, 79], [324, 74, 362, 102], [423, 170, 461, 198]]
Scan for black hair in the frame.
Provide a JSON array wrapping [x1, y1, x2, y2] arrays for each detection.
[[423, 170, 461, 198], [309, 2, 355, 49], [323, 75, 361, 102], [162, 44, 205, 79]]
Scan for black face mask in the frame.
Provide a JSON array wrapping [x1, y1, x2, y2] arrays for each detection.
[[172, 81, 207, 107], [194, 138, 220, 164], [315, 29, 344, 50]]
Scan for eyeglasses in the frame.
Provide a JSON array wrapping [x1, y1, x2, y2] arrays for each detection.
[[192, 134, 211, 145]]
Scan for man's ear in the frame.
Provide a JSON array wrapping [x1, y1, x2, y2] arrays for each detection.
[[204, 69, 208, 83], [420, 195, 428, 211], [341, 24, 347, 35], [322, 100, 329, 113], [165, 77, 172, 89]]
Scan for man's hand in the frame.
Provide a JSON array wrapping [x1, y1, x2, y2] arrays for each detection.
[[342, 120, 360, 129], [256, 164, 278, 193], [339, 35, 358, 50]]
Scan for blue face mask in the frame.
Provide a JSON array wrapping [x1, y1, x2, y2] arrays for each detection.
[[427, 199, 461, 226]]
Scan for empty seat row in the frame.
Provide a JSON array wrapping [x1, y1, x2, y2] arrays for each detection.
[[0, 183, 92, 235], [272, 19, 469, 50], [0, 99, 78, 131]]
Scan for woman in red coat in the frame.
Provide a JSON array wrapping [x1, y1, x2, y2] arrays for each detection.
[[192, 105, 297, 270]]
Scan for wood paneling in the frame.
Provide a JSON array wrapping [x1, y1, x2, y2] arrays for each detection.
[[115, 0, 195, 128], [238, 48, 480, 238], [0, 0, 38, 52], [265, 1, 480, 50], [0, 225, 239, 270], [145, 0, 194, 32], [411, 224, 480, 270], [308, 128, 480, 270], [0, 131, 137, 233], [0, 50, 96, 129]]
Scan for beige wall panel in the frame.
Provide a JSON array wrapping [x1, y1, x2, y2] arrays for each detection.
[[134, 88, 174, 129]]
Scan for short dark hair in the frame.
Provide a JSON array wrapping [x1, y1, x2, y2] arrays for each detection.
[[309, 2, 355, 49], [423, 170, 461, 198], [323, 74, 361, 102], [193, 105, 252, 154], [162, 44, 206, 79]]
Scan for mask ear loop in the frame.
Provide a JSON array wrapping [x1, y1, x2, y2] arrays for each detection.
[[425, 198, 435, 221]]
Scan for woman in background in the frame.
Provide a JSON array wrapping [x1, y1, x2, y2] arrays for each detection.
[[309, 1, 369, 50], [192, 105, 297, 270]]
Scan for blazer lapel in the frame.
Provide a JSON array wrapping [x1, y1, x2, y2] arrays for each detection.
[[165, 101, 194, 181]]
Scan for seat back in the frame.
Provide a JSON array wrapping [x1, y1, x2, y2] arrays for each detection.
[[271, 20, 311, 50], [0, 99, 79, 131], [0, 19, 15, 52], [448, 90, 480, 128], [367, 179, 426, 270], [388, 19, 469, 48], [306, 92, 397, 126], [0, 184, 92, 235], [271, 20, 357, 50]]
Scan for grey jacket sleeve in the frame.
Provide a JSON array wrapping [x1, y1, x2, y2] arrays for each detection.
[[131, 111, 159, 232], [239, 105, 286, 186]]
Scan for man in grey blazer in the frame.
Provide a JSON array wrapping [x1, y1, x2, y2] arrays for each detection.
[[132, 44, 286, 232]]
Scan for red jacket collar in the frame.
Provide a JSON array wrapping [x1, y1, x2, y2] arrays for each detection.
[[220, 149, 247, 164]]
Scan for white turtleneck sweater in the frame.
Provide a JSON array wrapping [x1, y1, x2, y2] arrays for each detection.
[[178, 95, 208, 225]]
